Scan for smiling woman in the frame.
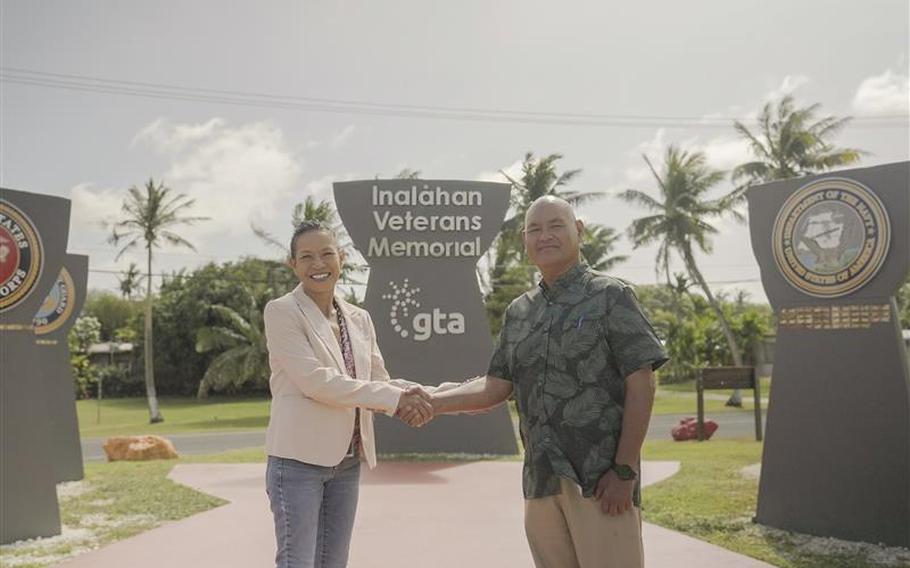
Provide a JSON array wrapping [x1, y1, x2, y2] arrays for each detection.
[[262, 219, 436, 568]]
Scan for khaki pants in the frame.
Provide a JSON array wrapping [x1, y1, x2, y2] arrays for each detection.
[[524, 478, 643, 568]]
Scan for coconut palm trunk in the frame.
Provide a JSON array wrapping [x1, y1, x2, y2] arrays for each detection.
[[144, 246, 163, 422], [681, 243, 744, 406], [109, 178, 208, 424]]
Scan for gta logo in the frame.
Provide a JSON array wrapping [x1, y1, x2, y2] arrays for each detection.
[[382, 279, 465, 341]]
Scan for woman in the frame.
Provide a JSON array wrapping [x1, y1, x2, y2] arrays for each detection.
[[263, 220, 431, 568]]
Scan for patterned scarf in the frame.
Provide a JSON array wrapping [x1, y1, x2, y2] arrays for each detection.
[[334, 299, 361, 455]]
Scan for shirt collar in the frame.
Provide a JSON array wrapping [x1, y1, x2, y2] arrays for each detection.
[[538, 262, 588, 299]]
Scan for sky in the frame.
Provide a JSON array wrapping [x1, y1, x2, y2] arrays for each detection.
[[2, 0, 908, 304]]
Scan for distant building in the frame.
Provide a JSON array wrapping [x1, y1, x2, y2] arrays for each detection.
[[86, 342, 133, 366]]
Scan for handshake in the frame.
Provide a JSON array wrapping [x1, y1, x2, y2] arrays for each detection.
[[392, 378, 490, 427], [394, 386, 436, 428]]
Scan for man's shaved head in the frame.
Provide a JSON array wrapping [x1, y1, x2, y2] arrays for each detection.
[[523, 195, 584, 284], [524, 196, 577, 228]]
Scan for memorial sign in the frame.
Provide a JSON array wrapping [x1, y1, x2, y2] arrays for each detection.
[[748, 162, 910, 547], [1, 187, 71, 544], [34, 255, 89, 483], [334, 179, 518, 454]]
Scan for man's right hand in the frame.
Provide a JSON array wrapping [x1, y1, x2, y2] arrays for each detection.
[[395, 386, 434, 427]]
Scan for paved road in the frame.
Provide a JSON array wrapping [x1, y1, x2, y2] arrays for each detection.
[[81, 410, 766, 461], [81, 430, 268, 462], [650, 410, 767, 441]]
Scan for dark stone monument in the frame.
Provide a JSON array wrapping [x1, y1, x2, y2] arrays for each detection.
[[1, 187, 71, 543], [34, 255, 89, 483], [334, 179, 518, 454], [748, 162, 910, 547]]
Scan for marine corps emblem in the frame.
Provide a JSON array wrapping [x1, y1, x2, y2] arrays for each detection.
[[772, 177, 890, 298], [0, 200, 44, 312], [34, 268, 75, 335]]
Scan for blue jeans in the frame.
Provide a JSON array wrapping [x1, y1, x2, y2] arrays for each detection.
[[266, 454, 361, 568]]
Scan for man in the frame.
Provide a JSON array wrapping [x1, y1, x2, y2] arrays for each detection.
[[429, 196, 667, 568]]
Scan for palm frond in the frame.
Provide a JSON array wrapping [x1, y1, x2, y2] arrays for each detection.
[[617, 189, 663, 212]]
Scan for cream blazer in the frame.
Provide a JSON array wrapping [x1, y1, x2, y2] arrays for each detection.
[[263, 285, 404, 469]]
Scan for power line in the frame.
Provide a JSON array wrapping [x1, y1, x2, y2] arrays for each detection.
[[70, 246, 230, 260], [3, 66, 907, 129], [88, 267, 760, 288], [89, 267, 288, 285]]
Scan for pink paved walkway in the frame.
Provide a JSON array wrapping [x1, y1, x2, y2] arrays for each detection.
[[56, 461, 775, 567]]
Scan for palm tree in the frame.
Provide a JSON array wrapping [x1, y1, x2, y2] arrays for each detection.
[[619, 146, 746, 404], [496, 152, 603, 287], [117, 262, 142, 300], [395, 168, 422, 180], [108, 178, 209, 423], [731, 95, 864, 197], [581, 224, 628, 272], [195, 293, 269, 398]]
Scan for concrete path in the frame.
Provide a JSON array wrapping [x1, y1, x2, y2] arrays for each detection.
[[56, 461, 774, 568]]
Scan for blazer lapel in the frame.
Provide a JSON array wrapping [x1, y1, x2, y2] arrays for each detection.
[[337, 298, 371, 381], [291, 285, 346, 372]]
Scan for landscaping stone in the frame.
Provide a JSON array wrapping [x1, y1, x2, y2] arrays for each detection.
[[102, 436, 178, 461]]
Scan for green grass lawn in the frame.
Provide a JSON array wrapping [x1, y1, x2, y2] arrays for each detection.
[[659, 375, 773, 397], [0, 457, 228, 568], [651, 390, 764, 415], [651, 375, 771, 415], [642, 439, 908, 568], [77, 396, 271, 438], [78, 383, 766, 439]]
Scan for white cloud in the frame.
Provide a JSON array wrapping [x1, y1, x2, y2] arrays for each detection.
[[765, 74, 810, 102], [298, 172, 361, 210], [475, 159, 522, 183], [67, 182, 152, 269], [330, 125, 357, 149], [622, 129, 668, 187], [851, 69, 910, 116], [634, 128, 669, 157], [134, 118, 303, 238], [699, 136, 752, 171], [132, 117, 225, 152], [619, 128, 749, 192], [69, 182, 127, 237]]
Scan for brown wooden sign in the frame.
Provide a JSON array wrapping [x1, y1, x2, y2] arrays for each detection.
[[697, 367, 762, 441]]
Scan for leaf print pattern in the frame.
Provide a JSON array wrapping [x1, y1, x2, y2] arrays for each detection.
[[488, 264, 668, 503]]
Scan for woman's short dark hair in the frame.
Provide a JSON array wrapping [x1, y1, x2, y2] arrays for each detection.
[[289, 220, 336, 257]]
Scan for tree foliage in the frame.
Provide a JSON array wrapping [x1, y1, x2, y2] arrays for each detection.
[[140, 257, 290, 396], [83, 291, 140, 341], [68, 316, 101, 398], [195, 292, 269, 398], [731, 94, 863, 198], [635, 285, 772, 384]]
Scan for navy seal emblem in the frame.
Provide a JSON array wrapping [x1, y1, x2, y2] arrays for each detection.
[[772, 177, 890, 298]]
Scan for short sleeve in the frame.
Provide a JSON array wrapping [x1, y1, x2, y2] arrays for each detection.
[[604, 286, 669, 379], [487, 315, 513, 382]]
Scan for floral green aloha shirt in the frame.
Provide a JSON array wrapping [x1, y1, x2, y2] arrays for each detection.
[[488, 263, 668, 503]]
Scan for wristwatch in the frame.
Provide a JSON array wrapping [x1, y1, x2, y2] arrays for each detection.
[[612, 463, 638, 481]]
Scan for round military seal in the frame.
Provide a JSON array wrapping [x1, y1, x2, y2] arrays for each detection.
[[34, 268, 75, 335], [772, 177, 890, 298], [0, 200, 44, 312]]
